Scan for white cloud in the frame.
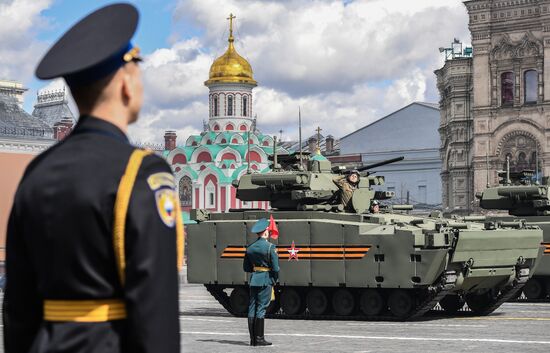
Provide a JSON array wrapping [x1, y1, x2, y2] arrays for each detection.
[[0, 0, 52, 82], [141, 39, 212, 109], [133, 0, 470, 143]]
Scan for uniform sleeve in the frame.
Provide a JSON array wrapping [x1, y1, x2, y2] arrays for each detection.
[[333, 175, 346, 188], [270, 244, 279, 284], [3, 199, 42, 353], [123, 155, 180, 353], [243, 251, 253, 273]]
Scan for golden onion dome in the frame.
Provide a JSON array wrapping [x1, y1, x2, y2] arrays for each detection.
[[205, 14, 257, 86]]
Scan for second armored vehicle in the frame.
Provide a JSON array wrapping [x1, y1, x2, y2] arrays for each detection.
[[477, 170, 550, 300]]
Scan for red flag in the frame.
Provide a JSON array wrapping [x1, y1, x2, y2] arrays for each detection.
[[268, 215, 279, 239]]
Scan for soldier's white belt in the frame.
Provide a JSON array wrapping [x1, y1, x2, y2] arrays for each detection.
[[253, 266, 271, 272], [43, 299, 126, 322]]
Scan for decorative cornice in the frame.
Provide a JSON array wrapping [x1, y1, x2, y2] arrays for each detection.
[[0, 136, 54, 153], [491, 32, 543, 60]]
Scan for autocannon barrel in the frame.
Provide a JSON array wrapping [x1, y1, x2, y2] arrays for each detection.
[[358, 156, 404, 172], [250, 173, 307, 186], [497, 186, 545, 198]]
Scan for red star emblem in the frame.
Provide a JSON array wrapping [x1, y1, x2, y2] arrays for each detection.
[[287, 241, 301, 261]]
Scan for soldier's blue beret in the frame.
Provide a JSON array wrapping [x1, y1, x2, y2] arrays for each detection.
[[35, 3, 141, 87], [251, 218, 269, 234]]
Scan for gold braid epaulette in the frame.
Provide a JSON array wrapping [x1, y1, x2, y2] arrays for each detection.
[[113, 149, 152, 285]]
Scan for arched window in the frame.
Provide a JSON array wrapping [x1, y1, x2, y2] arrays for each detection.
[[262, 140, 270, 146], [517, 152, 527, 170], [205, 177, 217, 209], [197, 151, 212, 163], [242, 95, 248, 116], [239, 124, 247, 131], [246, 150, 262, 163], [221, 152, 236, 161], [524, 70, 538, 103], [227, 95, 234, 116], [231, 138, 238, 144], [226, 123, 234, 131], [172, 153, 186, 165], [179, 176, 192, 207], [213, 124, 220, 131], [501, 72, 514, 106], [213, 96, 219, 116], [220, 138, 227, 144]]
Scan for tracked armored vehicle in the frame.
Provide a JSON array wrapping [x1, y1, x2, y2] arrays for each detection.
[[477, 170, 550, 301], [187, 153, 543, 320]]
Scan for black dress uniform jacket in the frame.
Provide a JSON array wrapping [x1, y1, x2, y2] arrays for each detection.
[[3, 115, 180, 353]]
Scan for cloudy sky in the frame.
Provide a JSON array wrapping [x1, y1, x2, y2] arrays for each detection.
[[0, 0, 470, 144]]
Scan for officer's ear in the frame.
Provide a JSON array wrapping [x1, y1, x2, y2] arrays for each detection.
[[120, 62, 143, 120]]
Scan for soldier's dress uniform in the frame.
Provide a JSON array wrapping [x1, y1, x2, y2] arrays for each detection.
[[3, 4, 183, 353], [243, 218, 279, 346]]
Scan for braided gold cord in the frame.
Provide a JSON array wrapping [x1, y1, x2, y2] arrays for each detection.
[[175, 197, 185, 271], [113, 149, 152, 285]]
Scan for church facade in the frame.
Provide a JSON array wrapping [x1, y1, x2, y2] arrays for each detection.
[[437, 0, 550, 213], [164, 16, 288, 219]]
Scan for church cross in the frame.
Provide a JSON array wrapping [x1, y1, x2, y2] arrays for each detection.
[[227, 13, 236, 40], [316, 126, 322, 150]]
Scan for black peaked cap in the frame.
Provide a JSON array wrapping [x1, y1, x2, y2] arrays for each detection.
[[35, 3, 139, 80]]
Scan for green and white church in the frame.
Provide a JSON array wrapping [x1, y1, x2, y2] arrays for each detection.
[[163, 16, 289, 218]]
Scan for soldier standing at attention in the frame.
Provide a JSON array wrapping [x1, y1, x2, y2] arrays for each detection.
[[333, 170, 361, 212], [243, 218, 280, 346], [3, 4, 183, 353]]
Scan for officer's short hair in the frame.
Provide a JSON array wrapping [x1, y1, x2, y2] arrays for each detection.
[[70, 72, 115, 112]]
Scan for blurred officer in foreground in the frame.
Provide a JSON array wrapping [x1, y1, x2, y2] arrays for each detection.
[[243, 218, 280, 346], [3, 4, 183, 353]]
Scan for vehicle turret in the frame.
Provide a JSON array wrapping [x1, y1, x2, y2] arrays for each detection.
[[477, 170, 550, 216], [233, 152, 402, 213]]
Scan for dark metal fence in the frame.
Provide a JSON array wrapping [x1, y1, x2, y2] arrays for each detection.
[[0, 126, 53, 139]]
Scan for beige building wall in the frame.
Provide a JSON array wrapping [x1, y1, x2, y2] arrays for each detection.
[[0, 152, 36, 262]]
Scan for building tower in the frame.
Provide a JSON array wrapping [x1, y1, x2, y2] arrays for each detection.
[[435, 40, 474, 214], [439, 0, 550, 214], [204, 14, 257, 133], [32, 87, 75, 128]]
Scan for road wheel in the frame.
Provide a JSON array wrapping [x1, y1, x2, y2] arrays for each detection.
[[439, 295, 465, 314], [359, 289, 386, 317], [544, 278, 550, 299], [306, 288, 329, 316], [523, 278, 545, 300], [281, 288, 305, 315], [465, 290, 497, 315], [332, 288, 355, 316], [229, 287, 249, 315], [388, 289, 414, 319]]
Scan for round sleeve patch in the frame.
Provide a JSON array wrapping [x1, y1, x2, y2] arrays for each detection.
[[155, 189, 177, 227]]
